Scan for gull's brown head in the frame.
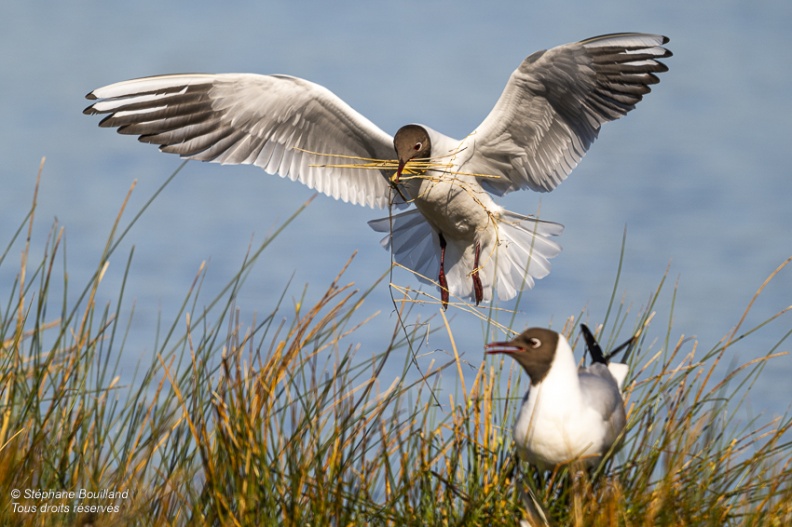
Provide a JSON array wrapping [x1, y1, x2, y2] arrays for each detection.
[[393, 124, 431, 183], [486, 327, 559, 385]]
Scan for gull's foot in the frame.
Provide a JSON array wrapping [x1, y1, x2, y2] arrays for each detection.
[[438, 232, 449, 310], [472, 242, 483, 305]]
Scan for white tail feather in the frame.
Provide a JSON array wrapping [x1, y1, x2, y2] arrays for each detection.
[[369, 209, 563, 302], [607, 362, 630, 391]]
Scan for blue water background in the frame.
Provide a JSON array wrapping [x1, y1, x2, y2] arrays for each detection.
[[1, 1, 790, 418]]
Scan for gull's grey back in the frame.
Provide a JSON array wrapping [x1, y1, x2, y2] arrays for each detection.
[[578, 365, 626, 447]]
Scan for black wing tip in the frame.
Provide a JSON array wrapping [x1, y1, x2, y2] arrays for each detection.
[[83, 102, 106, 115], [580, 324, 608, 365], [582, 32, 672, 54], [593, 32, 670, 42], [580, 323, 637, 365], [98, 114, 119, 128], [83, 89, 101, 114], [606, 335, 636, 363], [656, 47, 673, 60]]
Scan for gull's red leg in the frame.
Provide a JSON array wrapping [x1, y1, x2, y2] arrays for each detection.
[[472, 242, 483, 305], [438, 232, 449, 309]]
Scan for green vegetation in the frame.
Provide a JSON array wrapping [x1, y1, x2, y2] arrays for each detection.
[[1, 163, 790, 525]]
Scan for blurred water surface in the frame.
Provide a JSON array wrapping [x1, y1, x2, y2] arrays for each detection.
[[1, 1, 789, 416]]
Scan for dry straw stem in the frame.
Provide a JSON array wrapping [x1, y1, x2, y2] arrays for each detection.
[[296, 146, 502, 183]]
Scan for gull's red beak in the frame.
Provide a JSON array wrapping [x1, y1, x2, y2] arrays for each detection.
[[395, 159, 406, 183], [485, 341, 521, 354]]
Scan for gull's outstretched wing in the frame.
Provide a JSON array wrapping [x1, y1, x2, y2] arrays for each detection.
[[468, 33, 671, 195], [85, 73, 399, 208]]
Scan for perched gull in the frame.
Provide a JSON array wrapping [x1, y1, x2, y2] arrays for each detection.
[[85, 33, 671, 308], [486, 325, 634, 470]]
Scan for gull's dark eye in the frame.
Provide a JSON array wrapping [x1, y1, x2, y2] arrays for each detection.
[[529, 338, 541, 349], [414, 142, 422, 151]]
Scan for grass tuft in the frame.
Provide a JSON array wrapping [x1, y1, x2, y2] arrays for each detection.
[[1, 162, 790, 526]]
